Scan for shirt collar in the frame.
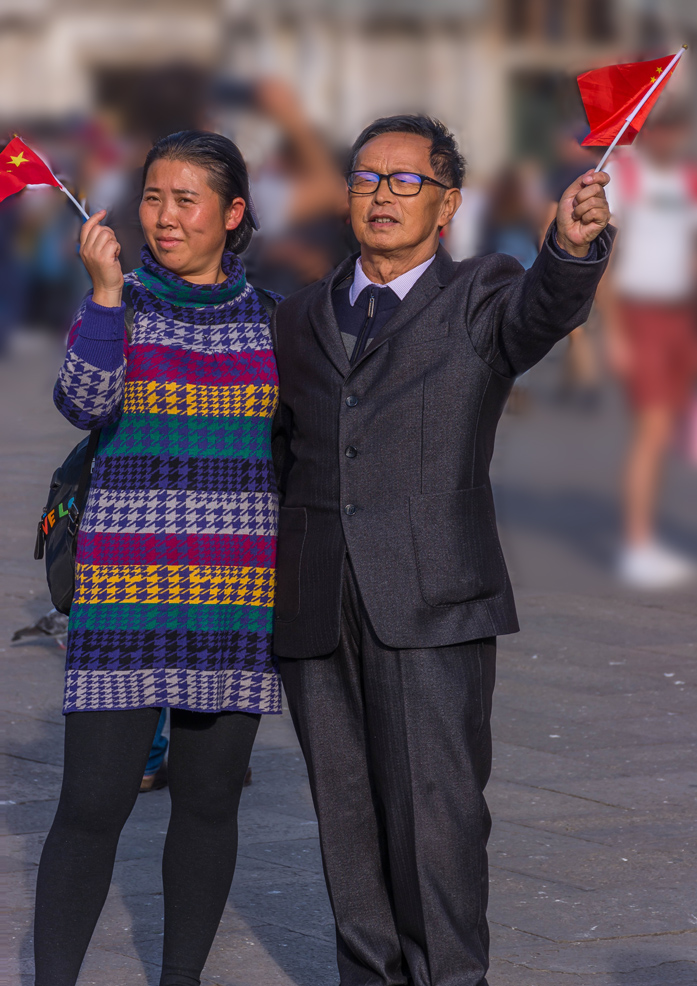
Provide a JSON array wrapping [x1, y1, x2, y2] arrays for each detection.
[[349, 254, 436, 306]]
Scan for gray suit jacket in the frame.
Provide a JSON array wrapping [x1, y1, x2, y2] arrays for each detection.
[[271, 224, 615, 658]]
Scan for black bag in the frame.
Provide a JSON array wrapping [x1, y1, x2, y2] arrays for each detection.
[[33, 285, 276, 616], [34, 429, 100, 614], [34, 287, 135, 614]]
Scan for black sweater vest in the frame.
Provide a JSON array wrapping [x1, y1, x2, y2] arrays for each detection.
[[332, 280, 402, 363]]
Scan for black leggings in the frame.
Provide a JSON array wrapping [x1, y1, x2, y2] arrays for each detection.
[[34, 707, 260, 986]]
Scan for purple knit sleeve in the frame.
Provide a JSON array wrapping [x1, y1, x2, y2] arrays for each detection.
[[53, 297, 127, 430], [71, 299, 126, 370]]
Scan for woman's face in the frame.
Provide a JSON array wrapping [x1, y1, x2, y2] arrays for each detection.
[[140, 158, 246, 281]]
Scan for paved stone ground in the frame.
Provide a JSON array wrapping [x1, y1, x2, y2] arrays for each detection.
[[2, 332, 696, 986]]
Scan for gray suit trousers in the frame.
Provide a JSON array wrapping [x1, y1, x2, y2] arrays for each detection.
[[279, 560, 496, 986]]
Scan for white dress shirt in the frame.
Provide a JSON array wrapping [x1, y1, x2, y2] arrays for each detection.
[[349, 255, 436, 306]]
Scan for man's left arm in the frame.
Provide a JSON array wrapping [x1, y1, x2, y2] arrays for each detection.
[[468, 169, 615, 377]]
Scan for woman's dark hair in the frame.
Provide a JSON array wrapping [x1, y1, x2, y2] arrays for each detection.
[[349, 115, 466, 190], [142, 130, 255, 254]]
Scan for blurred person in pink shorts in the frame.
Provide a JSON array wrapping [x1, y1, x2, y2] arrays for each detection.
[[603, 101, 697, 588]]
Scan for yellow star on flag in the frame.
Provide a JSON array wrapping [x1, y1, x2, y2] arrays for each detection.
[[650, 76, 656, 83], [9, 151, 28, 168], [656, 66, 663, 73]]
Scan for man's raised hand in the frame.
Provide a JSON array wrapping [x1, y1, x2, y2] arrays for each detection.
[[79, 209, 124, 308], [555, 169, 611, 257]]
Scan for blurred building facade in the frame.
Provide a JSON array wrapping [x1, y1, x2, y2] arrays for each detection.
[[2, 0, 695, 176]]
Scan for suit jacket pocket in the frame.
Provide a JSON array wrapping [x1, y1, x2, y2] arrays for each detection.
[[409, 486, 506, 606], [274, 506, 307, 623]]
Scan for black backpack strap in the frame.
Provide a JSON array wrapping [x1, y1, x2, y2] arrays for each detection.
[[70, 428, 101, 528], [253, 286, 278, 320]]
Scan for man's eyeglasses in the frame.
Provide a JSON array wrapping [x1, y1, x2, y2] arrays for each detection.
[[346, 171, 450, 196]]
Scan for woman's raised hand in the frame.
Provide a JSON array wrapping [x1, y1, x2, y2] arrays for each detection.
[[79, 210, 124, 308]]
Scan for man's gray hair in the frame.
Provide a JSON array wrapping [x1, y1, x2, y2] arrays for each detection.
[[349, 114, 466, 189]]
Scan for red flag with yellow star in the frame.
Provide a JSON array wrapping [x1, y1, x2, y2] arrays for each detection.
[[0, 136, 61, 204], [578, 54, 681, 146]]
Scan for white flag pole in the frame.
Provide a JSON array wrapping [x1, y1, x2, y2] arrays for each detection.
[[594, 44, 687, 173], [16, 135, 91, 221], [57, 182, 90, 221]]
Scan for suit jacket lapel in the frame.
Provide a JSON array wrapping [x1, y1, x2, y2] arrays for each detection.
[[308, 256, 355, 377], [355, 245, 455, 366]]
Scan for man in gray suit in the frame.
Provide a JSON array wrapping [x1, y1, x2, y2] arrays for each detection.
[[271, 115, 613, 986]]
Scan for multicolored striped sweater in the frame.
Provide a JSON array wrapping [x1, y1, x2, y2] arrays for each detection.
[[54, 247, 281, 715]]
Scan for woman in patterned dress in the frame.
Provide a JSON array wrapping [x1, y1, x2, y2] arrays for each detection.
[[34, 132, 281, 986]]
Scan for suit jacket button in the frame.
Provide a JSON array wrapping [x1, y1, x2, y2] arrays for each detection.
[[345, 395, 358, 407], [345, 445, 358, 458], [344, 503, 356, 516]]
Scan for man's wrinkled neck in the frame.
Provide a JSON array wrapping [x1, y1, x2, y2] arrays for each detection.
[[359, 235, 440, 285]]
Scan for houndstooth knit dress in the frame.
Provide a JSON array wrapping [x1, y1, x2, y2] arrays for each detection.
[[54, 247, 281, 715]]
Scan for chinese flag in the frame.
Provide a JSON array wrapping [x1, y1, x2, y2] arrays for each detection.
[[578, 54, 679, 146], [0, 136, 61, 204]]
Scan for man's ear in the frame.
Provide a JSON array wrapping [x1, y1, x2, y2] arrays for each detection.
[[439, 188, 462, 228]]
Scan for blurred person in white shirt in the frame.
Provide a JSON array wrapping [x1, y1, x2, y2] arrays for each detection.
[[602, 100, 697, 589]]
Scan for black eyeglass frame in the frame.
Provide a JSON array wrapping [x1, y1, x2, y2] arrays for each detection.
[[345, 170, 451, 196]]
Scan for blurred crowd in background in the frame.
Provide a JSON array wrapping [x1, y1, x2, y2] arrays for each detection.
[[1, 0, 696, 589]]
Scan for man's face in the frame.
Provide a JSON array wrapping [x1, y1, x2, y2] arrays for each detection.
[[349, 133, 460, 256]]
